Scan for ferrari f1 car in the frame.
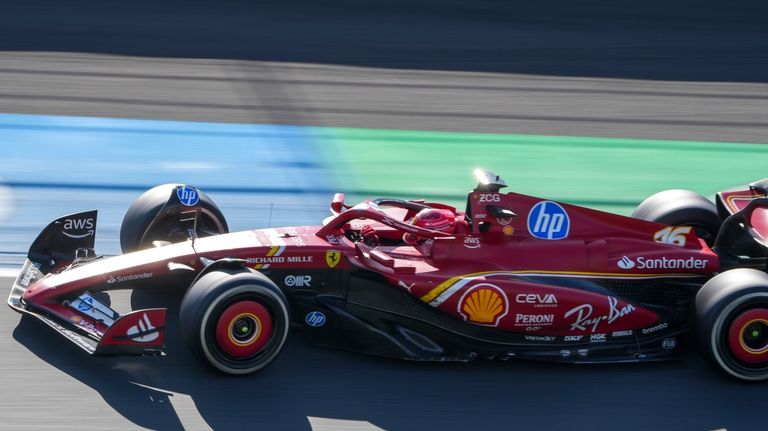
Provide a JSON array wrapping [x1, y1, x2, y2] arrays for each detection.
[[8, 170, 768, 381]]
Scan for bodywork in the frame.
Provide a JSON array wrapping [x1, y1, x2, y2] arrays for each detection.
[[8, 174, 768, 365]]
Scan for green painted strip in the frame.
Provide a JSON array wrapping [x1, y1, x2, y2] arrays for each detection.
[[319, 127, 768, 214]]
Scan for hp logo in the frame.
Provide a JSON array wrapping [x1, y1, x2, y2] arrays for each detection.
[[77, 296, 93, 311], [176, 186, 200, 206], [305, 311, 326, 327], [527, 201, 570, 240]]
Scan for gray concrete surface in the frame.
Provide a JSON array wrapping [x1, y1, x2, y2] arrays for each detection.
[[2, 278, 765, 431], [0, 52, 766, 143]]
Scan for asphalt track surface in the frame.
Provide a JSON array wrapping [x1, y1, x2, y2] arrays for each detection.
[[3, 277, 766, 431], [1, 0, 768, 430]]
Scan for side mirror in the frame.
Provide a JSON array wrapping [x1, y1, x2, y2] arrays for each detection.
[[749, 178, 768, 195], [486, 205, 516, 219], [331, 193, 346, 215]]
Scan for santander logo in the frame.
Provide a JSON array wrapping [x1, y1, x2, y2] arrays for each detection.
[[126, 313, 159, 342], [617, 255, 708, 270], [617, 256, 635, 269]]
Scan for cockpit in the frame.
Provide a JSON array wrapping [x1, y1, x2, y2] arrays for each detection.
[[317, 169, 516, 249]]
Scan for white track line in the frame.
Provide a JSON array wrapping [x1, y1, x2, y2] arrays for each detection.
[[308, 417, 387, 431], [0, 268, 19, 279]]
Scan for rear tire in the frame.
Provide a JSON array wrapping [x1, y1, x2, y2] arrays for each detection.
[[632, 189, 720, 246], [179, 268, 290, 375], [695, 269, 768, 381], [120, 184, 228, 253]]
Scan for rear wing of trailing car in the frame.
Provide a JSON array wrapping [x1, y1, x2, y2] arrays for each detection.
[[715, 197, 768, 271]]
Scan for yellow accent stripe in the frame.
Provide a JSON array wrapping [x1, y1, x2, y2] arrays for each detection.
[[266, 246, 280, 257], [419, 273, 487, 303], [418, 269, 705, 303], [726, 193, 756, 213]]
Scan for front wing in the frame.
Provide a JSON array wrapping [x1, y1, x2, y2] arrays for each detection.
[[8, 259, 166, 356]]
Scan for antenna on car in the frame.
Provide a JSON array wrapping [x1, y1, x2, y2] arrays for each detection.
[[473, 169, 507, 193], [175, 185, 201, 244], [179, 206, 200, 244]]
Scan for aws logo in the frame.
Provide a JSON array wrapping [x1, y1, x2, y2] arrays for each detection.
[[458, 283, 509, 327], [62, 217, 95, 239]]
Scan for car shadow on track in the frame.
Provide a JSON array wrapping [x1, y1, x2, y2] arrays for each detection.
[[11, 287, 767, 431]]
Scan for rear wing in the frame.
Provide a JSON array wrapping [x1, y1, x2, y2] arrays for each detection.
[[715, 197, 768, 271]]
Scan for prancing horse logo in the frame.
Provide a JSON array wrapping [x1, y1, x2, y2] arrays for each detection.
[[325, 250, 341, 268]]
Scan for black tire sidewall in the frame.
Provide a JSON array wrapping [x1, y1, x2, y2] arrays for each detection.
[[632, 189, 720, 245], [180, 269, 290, 375], [120, 183, 228, 253]]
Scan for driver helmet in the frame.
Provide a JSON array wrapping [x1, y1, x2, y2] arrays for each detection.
[[403, 208, 457, 245]]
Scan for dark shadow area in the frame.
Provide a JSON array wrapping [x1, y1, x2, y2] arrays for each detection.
[[0, 0, 766, 82], [9, 287, 767, 431]]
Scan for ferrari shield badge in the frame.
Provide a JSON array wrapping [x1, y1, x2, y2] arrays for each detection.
[[325, 250, 341, 268]]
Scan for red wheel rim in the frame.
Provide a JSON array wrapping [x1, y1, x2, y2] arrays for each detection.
[[215, 300, 273, 358], [727, 308, 768, 364]]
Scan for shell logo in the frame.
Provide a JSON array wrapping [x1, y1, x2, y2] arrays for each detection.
[[458, 283, 509, 326]]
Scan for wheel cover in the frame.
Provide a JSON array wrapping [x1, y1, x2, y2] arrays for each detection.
[[728, 308, 768, 364], [149, 211, 224, 244], [215, 300, 273, 358]]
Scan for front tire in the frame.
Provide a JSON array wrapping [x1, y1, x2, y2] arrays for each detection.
[[632, 189, 720, 246], [695, 269, 768, 381], [120, 184, 228, 253], [179, 268, 290, 375]]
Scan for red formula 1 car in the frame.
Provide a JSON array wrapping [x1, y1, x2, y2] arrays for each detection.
[[8, 170, 768, 380]]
